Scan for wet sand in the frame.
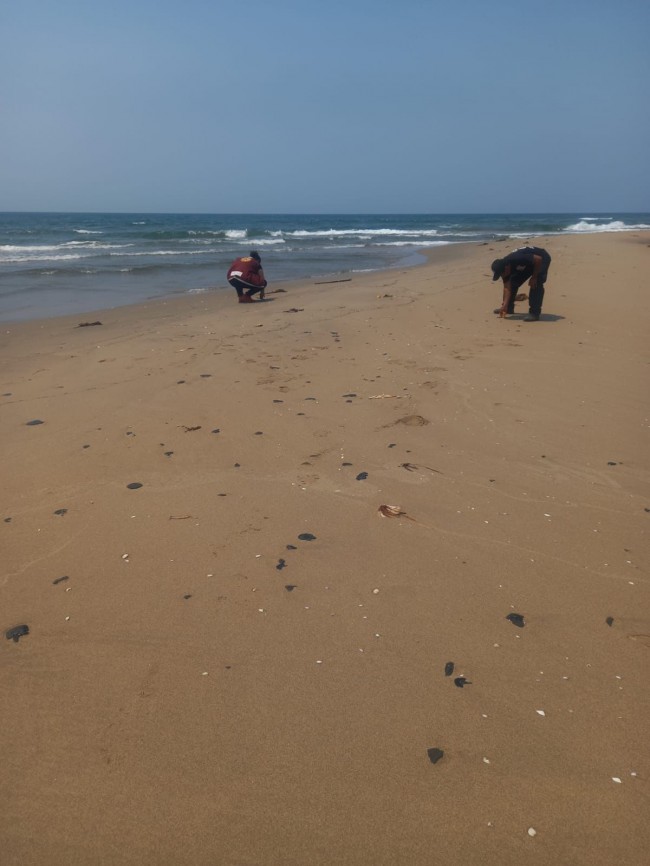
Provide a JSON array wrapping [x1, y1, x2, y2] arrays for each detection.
[[1, 232, 649, 865]]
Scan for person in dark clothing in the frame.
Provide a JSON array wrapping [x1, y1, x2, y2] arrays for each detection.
[[227, 251, 267, 303], [491, 246, 551, 321]]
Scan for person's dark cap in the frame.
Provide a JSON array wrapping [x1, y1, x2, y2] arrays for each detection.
[[491, 258, 505, 281], [249, 250, 261, 262]]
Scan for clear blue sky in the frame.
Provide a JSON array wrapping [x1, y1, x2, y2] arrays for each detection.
[[2, 0, 648, 213]]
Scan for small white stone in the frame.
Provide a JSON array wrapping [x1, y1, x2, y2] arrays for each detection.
[[612, 777, 622, 784], [483, 757, 491, 764], [536, 710, 546, 716], [258, 608, 265, 613], [372, 588, 380, 594], [65, 616, 70, 621], [528, 827, 537, 837], [202, 671, 208, 676], [121, 553, 129, 560]]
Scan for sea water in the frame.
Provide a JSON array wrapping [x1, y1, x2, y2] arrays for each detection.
[[1, 212, 648, 322]]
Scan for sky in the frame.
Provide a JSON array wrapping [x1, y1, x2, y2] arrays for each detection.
[[1, 0, 649, 213]]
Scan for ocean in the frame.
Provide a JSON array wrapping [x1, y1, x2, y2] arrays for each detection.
[[1, 212, 648, 322]]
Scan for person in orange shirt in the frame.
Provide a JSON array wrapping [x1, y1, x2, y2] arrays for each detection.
[[227, 251, 267, 303]]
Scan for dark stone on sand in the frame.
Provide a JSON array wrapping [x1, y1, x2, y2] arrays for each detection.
[[164, 451, 174, 457], [342, 393, 357, 398], [211, 428, 220, 433], [83, 444, 90, 449], [26, 419, 44, 426], [126, 431, 135, 436], [388, 443, 396, 448], [444, 661, 455, 677], [273, 400, 283, 403], [200, 374, 212, 378], [606, 616, 614, 627], [255, 431, 263, 435], [298, 533, 317, 542], [183, 594, 192, 600], [4, 517, 12, 523], [356, 472, 368, 481], [276, 559, 287, 571], [54, 509, 68, 516], [76, 321, 102, 327], [234, 463, 240, 468], [305, 397, 317, 401], [3, 393, 12, 396], [6, 624, 29, 643], [297, 412, 305, 416], [286, 544, 297, 550], [126, 482, 143, 490], [427, 748, 444, 765], [342, 462, 353, 466], [218, 493, 227, 497], [454, 676, 470, 688], [506, 612, 525, 628], [607, 461, 618, 466], [53, 575, 69, 585], [285, 584, 297, 592]]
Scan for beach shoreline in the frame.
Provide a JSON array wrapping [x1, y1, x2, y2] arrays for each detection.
[[1, 231, 649, 865]]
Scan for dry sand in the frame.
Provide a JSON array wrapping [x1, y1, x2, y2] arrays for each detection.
[[1, 232, 649, 865]]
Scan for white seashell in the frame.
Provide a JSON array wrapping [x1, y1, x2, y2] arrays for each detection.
[[536, 710, 546, 716], [612, 777, 622, 784], [528, 828, 537, 837]]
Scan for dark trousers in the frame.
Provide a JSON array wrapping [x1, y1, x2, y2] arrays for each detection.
[[228, 277, 267, 298], [510, 253, 551, 316]]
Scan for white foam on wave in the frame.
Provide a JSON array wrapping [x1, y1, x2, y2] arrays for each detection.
[[564, 219, 650, 232], [74, 229, 103, 234], [225, 229, 247, 239], [287, 228, 441, 238]]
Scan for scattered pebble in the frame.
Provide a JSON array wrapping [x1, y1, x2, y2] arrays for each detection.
[[26, 419, 44, 426], [285, 584, 297, 592], [454, 676, 471, 688], [605, 616, 614, 627], [444, 661, 455, 677], [612, 777, 622, 784], [536, 710, 546, 717], [126, 482, 143, 490], [52, 575, 69, 585], [298, 533, 316, 541], [527, 828, 537, 837], [53, 509, 68, 516], [427, 748, 444, 765], [356, 471, 368, 481], [506, 612, 525, 628], [276, 559, 287, 571], [5, 624, 29, 643]]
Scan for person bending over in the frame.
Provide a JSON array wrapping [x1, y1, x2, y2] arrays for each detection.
[[491, 246, 551, 321], [227, 251, 267, 303]]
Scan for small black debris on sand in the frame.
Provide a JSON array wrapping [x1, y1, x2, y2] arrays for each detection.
[[606, 616, 614, 627], [444, 662, 455, 677], [427, 748, 444, 765], [276, 559, 287, 571], [454, 676, 471, 688], [6, 624, 29, 643], [285, 585, 297, 592], [52, 576, 69, 585], [76, 321, 102, 327], [126, 482, 143, 490], [298, 533, 317, 541], [54, 509, 68, 516], [26, 419, 44, 426], [506, 612, 525, 628], [356, 472, 368, 481]]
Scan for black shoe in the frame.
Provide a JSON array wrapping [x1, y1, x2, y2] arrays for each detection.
[[524, 314, 540, 322]]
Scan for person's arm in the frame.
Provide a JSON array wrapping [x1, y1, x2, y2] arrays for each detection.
[[258, 268, 266, 299], [499, 264, 512, 317]]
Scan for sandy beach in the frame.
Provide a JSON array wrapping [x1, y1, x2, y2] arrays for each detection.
[[1, 231, 649, 865]]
